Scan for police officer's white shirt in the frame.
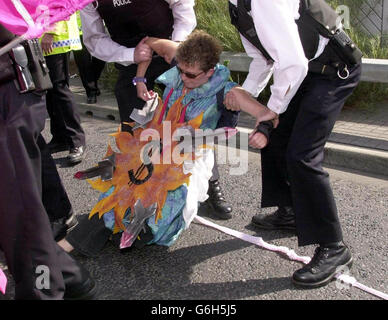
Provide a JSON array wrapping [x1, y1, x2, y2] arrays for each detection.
[[230, 0, 312, 115], [80, 0, 196, 66]]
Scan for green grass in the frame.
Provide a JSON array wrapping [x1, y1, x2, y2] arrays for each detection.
[[99, 62, 118, 92], [195, 0, 242, 52], [100, 0, 388, 109]]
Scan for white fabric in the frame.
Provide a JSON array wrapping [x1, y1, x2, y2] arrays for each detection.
[[182, 148, 214, 229], [312, 35, 330, 61], [80, 0, 196, 66], [168, 0, 197, 41], [229, 0, 309, 115], [11, 0, 35, 28]]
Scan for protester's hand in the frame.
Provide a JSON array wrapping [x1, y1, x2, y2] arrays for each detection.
[[134, 37, 152, 63], [224, 86, 255, 111], [248, 130, 268, 149], [136, 82, 156, 101], [41, 33, 54, 55], [224, 89, 240, 111]]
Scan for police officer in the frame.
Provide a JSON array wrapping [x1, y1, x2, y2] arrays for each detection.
[[80, 0, 196, 128], [40, 14, 86, 165], [0, 24, 96, 299], [225, 0, 362, 287]]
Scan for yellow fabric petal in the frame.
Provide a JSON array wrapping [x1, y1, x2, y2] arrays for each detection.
[[87, 178, 112, 193]]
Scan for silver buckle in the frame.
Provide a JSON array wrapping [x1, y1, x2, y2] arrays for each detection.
[[337, 65, 350, 79]]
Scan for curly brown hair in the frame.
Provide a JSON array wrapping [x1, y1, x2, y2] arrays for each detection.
[[176, 30, 223, 72]]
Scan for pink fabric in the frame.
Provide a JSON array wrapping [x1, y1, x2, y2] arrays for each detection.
[[0, 268, 6, 295], [178, 105, 187, 124], [0, 0, 94, 38], [158, 88, 174, 125]]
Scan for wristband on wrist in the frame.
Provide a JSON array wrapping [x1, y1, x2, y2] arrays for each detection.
[[253, 120, 274, 141], [132, 77, 147, 86]]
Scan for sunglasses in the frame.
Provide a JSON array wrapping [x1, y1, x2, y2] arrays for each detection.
[[176, 65, 205, 79]]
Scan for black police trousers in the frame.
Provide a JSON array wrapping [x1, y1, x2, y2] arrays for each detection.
[[73, 35, 106, 98], [260, 64, 362, 246], [0, 81, 87, 299], [39, 135, 73, 240], [45, 52, 85, 148]]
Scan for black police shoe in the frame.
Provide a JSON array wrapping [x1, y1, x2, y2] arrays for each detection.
[[292, 242, 353, 288], [67, 146, 85, 165], [206, 180, 232, 220], [65, 213, 79, 231], [87, 93, 97, 104], [47, 139, 69, 154], [64, 273, 98, 300], [251, 206, 296, 231], [52, 213, 79, 242]]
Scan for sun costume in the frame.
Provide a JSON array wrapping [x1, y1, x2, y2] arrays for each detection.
[[77, 64, 238, 249]]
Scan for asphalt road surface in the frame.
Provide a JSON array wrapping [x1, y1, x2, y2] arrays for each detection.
[[1, 115, 387, 303]]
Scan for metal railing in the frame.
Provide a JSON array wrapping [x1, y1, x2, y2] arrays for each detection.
[[220, 52, 388, 84]]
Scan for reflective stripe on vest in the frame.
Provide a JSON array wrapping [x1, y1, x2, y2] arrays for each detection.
[[52, 38, 81, 49], [41, 14, 81, 56]]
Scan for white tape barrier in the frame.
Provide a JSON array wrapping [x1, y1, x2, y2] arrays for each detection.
[[194, 216, 388, 300]]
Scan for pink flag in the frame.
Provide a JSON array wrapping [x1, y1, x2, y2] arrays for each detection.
[[0, 0, 95, 39], [0, 268, 6, 295]]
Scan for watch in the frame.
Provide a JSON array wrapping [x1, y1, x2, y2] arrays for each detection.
[[132, 77, 147, 86]]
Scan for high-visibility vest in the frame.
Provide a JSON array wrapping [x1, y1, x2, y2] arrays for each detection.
[[40, 13, 81, 56], [76, 11, 83, 36]]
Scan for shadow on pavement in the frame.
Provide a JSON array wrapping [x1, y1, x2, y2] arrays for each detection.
[[71, 236, 297, 300]]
